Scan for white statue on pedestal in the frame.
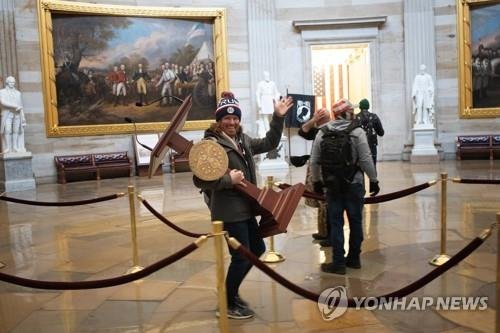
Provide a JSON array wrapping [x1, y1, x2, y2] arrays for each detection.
[[0, 76, 26, 154], [411, 64, 435, 127], [256, 70, 280, 137]]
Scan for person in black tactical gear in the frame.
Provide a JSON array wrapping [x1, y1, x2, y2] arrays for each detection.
[[356, 98, 384, 168], [310, 98, 380, 275]]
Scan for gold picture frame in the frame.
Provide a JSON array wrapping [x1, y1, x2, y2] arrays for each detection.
[[37, 0, 228, 137], [457, 0, 500, 118]]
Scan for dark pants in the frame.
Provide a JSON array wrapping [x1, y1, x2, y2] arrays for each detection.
[[326, 183, 365, 266], [369, 144, 377, 167], [223, 217, 265, 307]]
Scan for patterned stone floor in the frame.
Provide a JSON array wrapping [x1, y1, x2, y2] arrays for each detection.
[[0, 160, 498, 332]]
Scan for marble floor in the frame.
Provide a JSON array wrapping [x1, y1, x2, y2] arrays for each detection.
[[0, 160, 498, 333]]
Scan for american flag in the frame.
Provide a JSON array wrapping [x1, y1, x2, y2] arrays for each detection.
[[313, 65, 325, 96]]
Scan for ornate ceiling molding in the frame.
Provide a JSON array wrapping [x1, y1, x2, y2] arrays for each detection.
[[293, 16, 387, 31]]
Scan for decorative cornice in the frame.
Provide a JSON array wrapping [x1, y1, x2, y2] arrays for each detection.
[[293, 16, 387, 31]]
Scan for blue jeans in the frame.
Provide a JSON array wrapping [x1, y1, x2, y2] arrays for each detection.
[[224, 217, 266, 306], [326, 183, 365, 266]]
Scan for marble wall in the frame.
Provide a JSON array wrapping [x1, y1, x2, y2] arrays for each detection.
[[3, 0, 499, 184]]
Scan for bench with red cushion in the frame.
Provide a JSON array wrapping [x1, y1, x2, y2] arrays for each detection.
[[54, 152, 132, 183], [456, 135, 499, 160]]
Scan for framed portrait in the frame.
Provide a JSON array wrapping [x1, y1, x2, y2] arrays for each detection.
[[37, 0, 228, 137], [457, 0, 500, 118]]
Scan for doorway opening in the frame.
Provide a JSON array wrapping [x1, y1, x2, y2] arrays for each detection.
[[311, 43, 371, 113]]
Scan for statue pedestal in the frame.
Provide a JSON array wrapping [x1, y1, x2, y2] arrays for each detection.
[[0, 152, 36, 192], [257, 135, 289, 171], [410, 125, 439, 163]]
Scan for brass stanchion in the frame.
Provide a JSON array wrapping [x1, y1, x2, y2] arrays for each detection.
[[496, 213, 500, 333], [262, 176, 285, 263], [125, 185, 144, 274], [430, 172, 451, 266], [213, 221, 229, 333]]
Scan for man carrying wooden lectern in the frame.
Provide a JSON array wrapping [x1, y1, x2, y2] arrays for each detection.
[[193, 91, 293, 319]]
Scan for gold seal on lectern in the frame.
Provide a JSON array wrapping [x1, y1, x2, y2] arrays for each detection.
[[189, 140, 228, 181]]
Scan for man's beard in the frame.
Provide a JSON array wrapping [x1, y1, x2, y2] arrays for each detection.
[[215, 122, 242, 137], [223, 123, 241, 137]]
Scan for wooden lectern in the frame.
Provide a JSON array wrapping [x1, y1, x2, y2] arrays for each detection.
[[149, 95, 305, 238]]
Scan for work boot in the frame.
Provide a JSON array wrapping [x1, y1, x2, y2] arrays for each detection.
[[346, 256, 361, 269], [319, 239, 331, 247], [312, 233, 328, 241], [320, 263, 346, 275]]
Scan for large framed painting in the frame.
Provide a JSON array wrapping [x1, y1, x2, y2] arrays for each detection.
[[457, 0, 500, 118], [37, 0, 228, 137]]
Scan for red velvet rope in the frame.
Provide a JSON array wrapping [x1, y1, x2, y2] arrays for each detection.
[[364, 182, 432, 204], [140, 198, 207, 238], [0, 193, 123, 206], [0, 242, 199, 290], [231, 236, 484, 307], [277, 182, 433, 204], [453, 178, 500, 185]]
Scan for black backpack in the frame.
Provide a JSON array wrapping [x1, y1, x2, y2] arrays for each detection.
[[358, 111, 377, 146], [320, 122, 359, 193]]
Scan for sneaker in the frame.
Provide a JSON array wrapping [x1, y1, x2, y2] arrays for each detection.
[[320, 263, 346, 275], [216, 304, 254, 320], [312, 233, 328, 241], [346, 257, 361, 269], [319, 239, 331, 247], [234, 295, 249, 308]]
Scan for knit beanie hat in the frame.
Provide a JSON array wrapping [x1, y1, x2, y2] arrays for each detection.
[[215, 91, 242, 121], [331, 98, 354, 118], [359, 98, 370, 110]]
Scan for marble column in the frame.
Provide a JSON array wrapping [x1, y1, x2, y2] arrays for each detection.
[[404, 0, 439, 162], [248, 0, 279, 108], [248, 0, 288, 171], [0, 0, 18, 80]]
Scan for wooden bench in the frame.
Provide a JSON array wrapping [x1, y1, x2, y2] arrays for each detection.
[[456, 135, 500, 160], [93, 152, 133, 180], [55, 152, 132, 184]]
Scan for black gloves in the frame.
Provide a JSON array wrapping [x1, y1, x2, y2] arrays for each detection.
[[369, 181, 380, 197], [313, 181, 324, 194]]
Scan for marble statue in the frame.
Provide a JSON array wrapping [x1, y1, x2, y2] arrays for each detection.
[[0, 76, 26, 153], [411, 64, 435, 126], [256, 70, 280, 137]]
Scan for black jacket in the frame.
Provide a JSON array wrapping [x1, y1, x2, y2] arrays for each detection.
[[356, 110, 384, 146]]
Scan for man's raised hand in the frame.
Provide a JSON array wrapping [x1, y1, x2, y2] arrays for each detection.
[[274, 96, 294, 117]]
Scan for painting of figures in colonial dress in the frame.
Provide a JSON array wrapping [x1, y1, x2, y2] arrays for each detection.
[[471, 4, 500, 109], [38, 1, 228, 136]]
